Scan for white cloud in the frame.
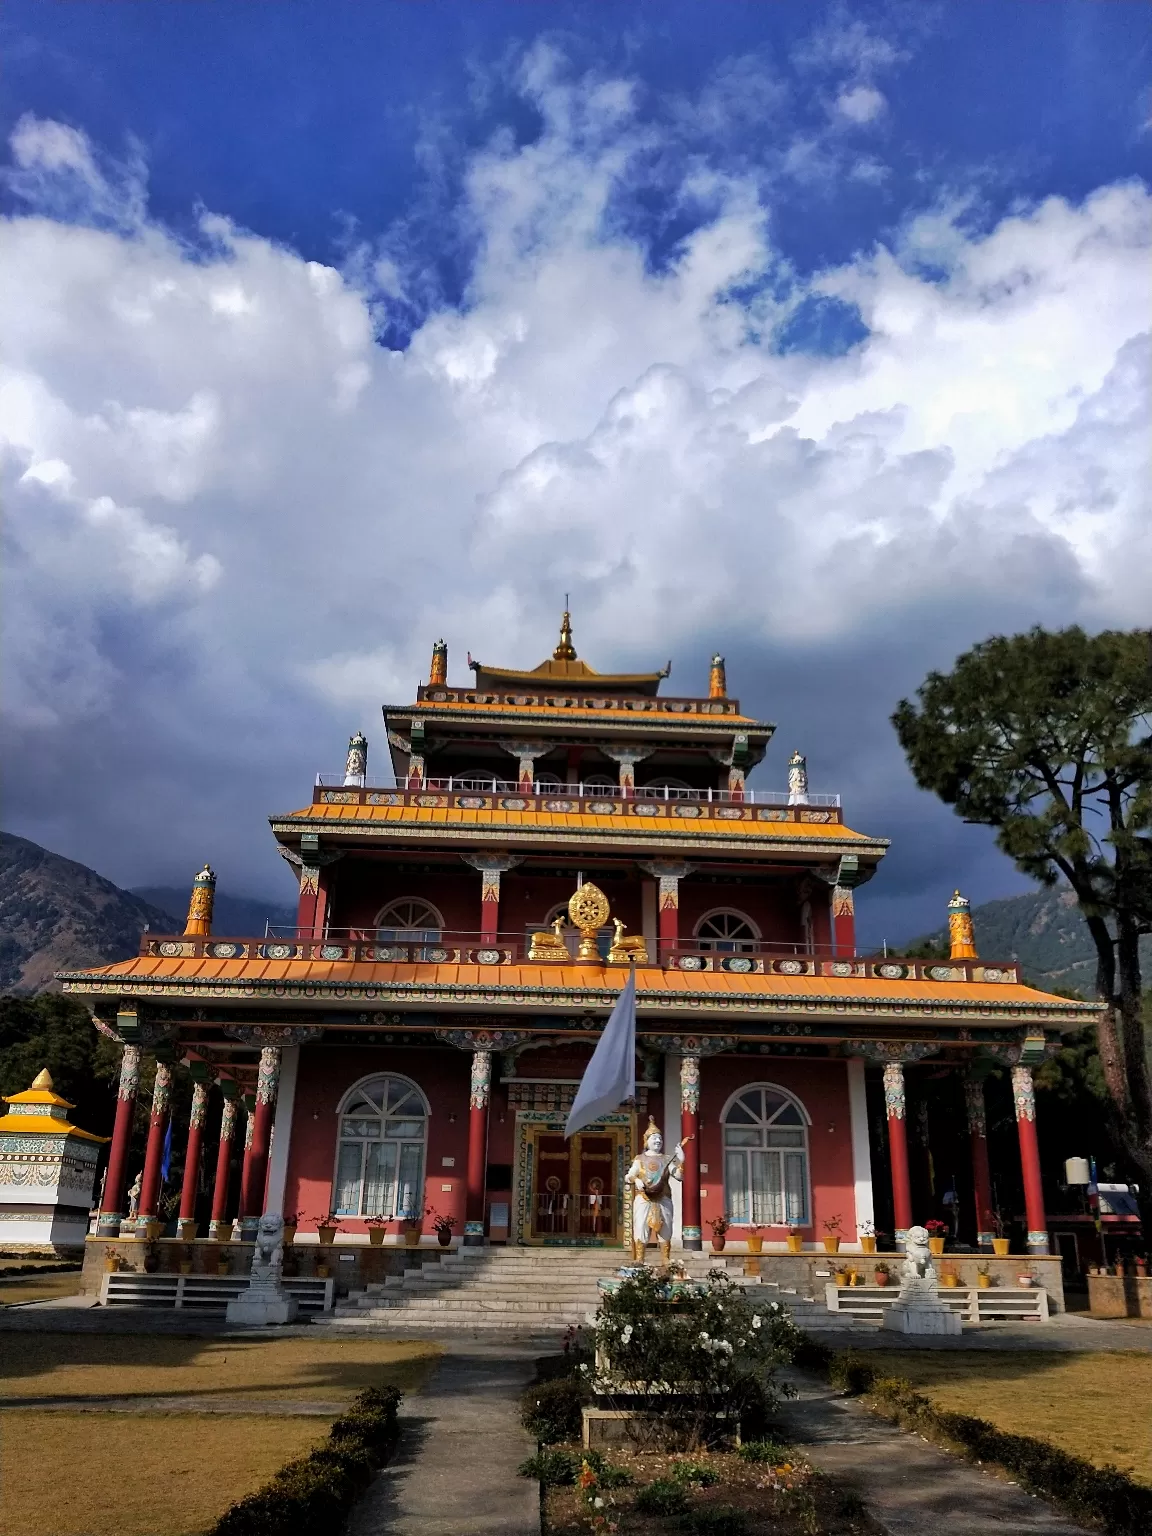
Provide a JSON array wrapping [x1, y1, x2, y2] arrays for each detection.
[[836, 85, 887, 124], [1, 89, 1149, 893]]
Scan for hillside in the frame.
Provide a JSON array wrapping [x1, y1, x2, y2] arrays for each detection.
[[904, 885, 1152, 996], [0, 832, 175, 994]]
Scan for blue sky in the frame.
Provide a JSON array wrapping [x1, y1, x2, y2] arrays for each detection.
[[1, 1, 1150, 943]]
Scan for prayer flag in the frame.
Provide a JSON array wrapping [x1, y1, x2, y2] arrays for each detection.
[[565, 966, 636, 1139], [160, 1117, 173, 1186]]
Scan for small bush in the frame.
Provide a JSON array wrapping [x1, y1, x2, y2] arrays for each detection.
[[682, 1510, 748, 1536], [596, 1462, 634, 1489], [517, 1447, 632, 1489], [828, 1351, 875, 1397], [520, 1374, 589, 1444], [672, 1459, 721, 1487], [634, 1477, 689, 1516], [737, 1438, 792, 1465], [209, 1386, 402, 1536]]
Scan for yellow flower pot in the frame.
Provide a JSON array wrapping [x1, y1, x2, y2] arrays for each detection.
[[822, 1236, 841, 1254], [940, 1274, 959, 1288], [317, 1225, 337, 1246], [786, 1234, 803, 1254], [859, 1236, 877, 1255], [746, 1233, 764, 1254], [368, 1227, 387, 1246], [281, 1226, 297, 1246], [977, 1273, 991, 1288], [928, 1237, 945, 1256], [992, 1238, 1010, 1256]]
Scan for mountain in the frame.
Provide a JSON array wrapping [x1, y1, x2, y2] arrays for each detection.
[[131, 887, 297, 935], [0, 832, 176, 994], [902, 885, 1152, 996]]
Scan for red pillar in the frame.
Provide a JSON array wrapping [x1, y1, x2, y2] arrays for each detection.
[[178, 1080, 209, 1226], [1013, 1065, 1049, 1254], [883, 1060, 913, 1241], [679, 1053, 702, 1250], [239, 1048, 280, 1232], [137, 1061, 173, 1223], [480, 870, 500, 947], [830, 885, 856, 957], [96, 1045, 141, 1236], [964, 1076, 995, 1248], [209, 1096, 239, 1238], [658, 875, 679, 964], [464, 1048, 491, 1246]]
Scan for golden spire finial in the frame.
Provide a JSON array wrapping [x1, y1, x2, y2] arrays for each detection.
[[553, 602, 577, 662], [709, 654, 727, 699], [183, 863, 217, 937], [30, 1068, 53, 1091]]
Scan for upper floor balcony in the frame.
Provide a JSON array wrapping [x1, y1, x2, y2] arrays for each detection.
[[135, 925, 1021, 986]]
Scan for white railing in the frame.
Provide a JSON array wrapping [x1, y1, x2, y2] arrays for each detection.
[[314, 774, 840, 807]]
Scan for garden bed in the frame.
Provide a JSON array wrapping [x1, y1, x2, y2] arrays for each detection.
[[535, 1444, 883, 1535]]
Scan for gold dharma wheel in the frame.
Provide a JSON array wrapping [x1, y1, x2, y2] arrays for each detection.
[[568, 881, 610, 964]]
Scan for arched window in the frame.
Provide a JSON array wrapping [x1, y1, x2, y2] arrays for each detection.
[[722, 1085, 810, 1226], [375, 899, 444, 942], [454, 769, 500, 789], [638, 775, 691, 798], [534, 771, 563, 789], [582, 774, 617, 792], [333, 1074, 429, 1218], [694, 909, 760, 953]]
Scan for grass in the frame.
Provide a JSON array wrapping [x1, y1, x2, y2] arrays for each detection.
[[0, 1332, 440, 1404], [864, 1350, 1152, 1487], [0, 1271, 84, 1306], [0, 1411, 331, 1536], [0, 1332, 441, 1536]]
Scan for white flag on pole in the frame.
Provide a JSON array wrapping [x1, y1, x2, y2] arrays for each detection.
[[565, 966, 637, 1139]]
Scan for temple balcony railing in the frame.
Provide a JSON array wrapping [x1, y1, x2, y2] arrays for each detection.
[[308, 777, 843, 820], [137, 928, 1019, 984]]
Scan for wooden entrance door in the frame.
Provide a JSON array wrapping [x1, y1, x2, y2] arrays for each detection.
[[528, 1128, 623, 1242]]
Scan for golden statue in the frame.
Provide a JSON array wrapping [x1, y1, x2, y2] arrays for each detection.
[[528, 913, 570, 963], [607, 916, 648, 966], [568, 881, 610, 964]]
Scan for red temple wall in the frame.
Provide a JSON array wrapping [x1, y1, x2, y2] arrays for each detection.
[[696, 1055, 858, 1238], [677, 882, 806, 947], [284, 1045, 471, 1234]]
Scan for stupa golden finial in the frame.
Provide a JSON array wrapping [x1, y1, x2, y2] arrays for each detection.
[[553, 606, 577, 662], [30, 1069, 53, 1091], [183, 864, 217, 937], [948, 889, 978, 960]]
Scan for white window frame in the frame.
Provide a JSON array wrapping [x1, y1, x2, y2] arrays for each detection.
[[332, 1072, 431, 1219], [374, 898, 445, 944], [693, 908, 762, 951], [720, 1082, 812, 1228]]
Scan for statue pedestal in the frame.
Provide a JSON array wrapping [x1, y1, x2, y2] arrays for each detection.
[[226, 1286, 299, 1327], [883, 1302, 961, 1336]]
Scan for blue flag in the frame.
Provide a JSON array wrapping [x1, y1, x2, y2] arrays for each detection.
[[160, 1117, 173, 1187], [565, 966, 636, 1138]]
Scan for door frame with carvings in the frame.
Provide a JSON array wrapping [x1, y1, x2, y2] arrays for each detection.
[[513, 1111, 635, 1245]]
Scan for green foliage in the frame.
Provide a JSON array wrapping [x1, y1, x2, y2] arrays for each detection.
[[209, 1386, 401, 1536], [634, 1477, 689, 1516], [681, 1510, 749, 1536], [517, 1448, 632, 1488], [811, 1346, 1152, 1536], [520, 1373, 589, 1445], [736, 1438, 792, 1465], [671, 1459, 721, 1487]]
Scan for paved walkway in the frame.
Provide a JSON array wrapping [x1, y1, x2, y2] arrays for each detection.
[[346, 1341, 539, 1536], [780, 1371, 1093, 1536]]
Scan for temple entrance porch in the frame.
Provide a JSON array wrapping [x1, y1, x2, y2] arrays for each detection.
[[513, 1112, 635, 1246]]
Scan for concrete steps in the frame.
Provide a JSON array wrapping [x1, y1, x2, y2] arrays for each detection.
[[325, 1245, 841, 1332]]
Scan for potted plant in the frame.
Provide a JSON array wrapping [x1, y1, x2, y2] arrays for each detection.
[[924, 1219, 947, 1256], [402, 1209, 425, 1247], [281, 1212, 298, 1245], [785, 1224, 804, 1254], [708, 1214, 730, 1252], [365, 1215, 389, 1247], [745, 1224, 765, 1255], [315, 1212, 340, 1246], [991, 1211, 1010, 1257], [858, 1220, 877, 1256], [832, 1266, 848, 1286], [1017, 1267, 1036, 1288], [430, 1210, 457, 1248], [1135, 1255, 1147, 1278], [939, 1263, 959, 1288], [177, 1218, 198, 1242], [822, 1215, 842, 1255], [976, 1262, 992, 1289], [873, 1260, 891, 1287], [178, 1243, 194, 1276], [103, 1247, 121, 1273]]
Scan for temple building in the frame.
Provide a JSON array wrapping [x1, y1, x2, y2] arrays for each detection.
[[62, 616, 1099, 1267]]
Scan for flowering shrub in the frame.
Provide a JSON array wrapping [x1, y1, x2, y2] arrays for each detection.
[[521, 1375, 588, 1444], [587, 1267, 800, 1448]]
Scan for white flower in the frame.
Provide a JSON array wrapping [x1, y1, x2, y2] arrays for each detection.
[[594, 1497, 604, 1508], [752, 1314, 762, 1330], [699, 1331, 710, 1342]]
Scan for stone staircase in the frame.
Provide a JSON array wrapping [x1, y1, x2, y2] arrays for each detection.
[[321, 1246, 846, 1334]]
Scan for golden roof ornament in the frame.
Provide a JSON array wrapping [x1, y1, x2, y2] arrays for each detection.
[[183, 863, 217, 937], [552, 608, 577, 662], [709, 654, 727, 699], [948, 889, 978, 960], [568, 880, 610, 964], [429, 638, 448, 686], [31, 1069, 53, 1091]]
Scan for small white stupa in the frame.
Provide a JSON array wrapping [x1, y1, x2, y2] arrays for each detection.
[[0, 1070, 107, 1249]]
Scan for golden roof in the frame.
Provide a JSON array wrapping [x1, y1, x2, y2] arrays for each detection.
[[469, 610, 671, 694], [0, 1070, 107, 1141]]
